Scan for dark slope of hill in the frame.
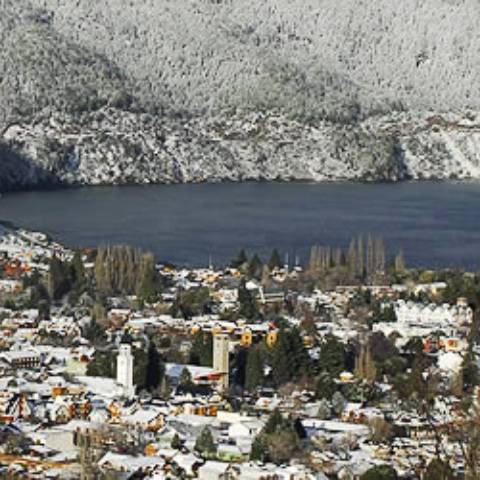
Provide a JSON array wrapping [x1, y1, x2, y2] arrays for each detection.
[[0, 0, 479, 191], [0, 142, 59, 192]]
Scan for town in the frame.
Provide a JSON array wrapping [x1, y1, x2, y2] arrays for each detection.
[[0, 223, 479, 480]]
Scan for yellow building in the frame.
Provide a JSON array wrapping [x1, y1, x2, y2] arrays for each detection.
[[240, 330, 253, 347], [266, 330, 278, 348]]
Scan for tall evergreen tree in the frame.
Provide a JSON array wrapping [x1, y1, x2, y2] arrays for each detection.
[[171, 433, 183, 450], [319, 334, 346, 378], [201, 333, 213, 367], [145, 342, 165, 392], [238, 279, 258, 320], [248, 254, 263, 279], [272, 332, 291, 386], [48, 255, 72, 300], [190, 330, 204, 366], [360, 465, 398, 480], [251, 410, 303, 465], [70, 251, 86, 289], [245, 345, 264, 391], [190, 331, 213, 367], [250, 434, 268, 462], [268, 249, 282, 270], [315, 372, 337, 400], [194, 427, 216, 456], [230, 249, 248, 269], [179, 367, 193, 388], [272, 328, 311, 386]]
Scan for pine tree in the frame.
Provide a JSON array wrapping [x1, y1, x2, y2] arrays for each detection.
[[238, 279, 258, 320], [190, 331, 213, 367], [48, 255, 72, 300], [70, 251, 86, 289], [289, 327, 311, 377], [231, 249, 248, 269], [194, 427, 216, 456], [272, 332, 291, 387], [263, 409, 284, 434], [171, 433, 183, 450], [251, 410, 303, 465], [268, 249, 282, 270], [319, 334, 346, 378], [179, 367, 193, 388], [245, 345, 264, 391], [201, 333, 213, 367], [360, 465, 398, 480], [248, 254, 263, 279], [190, 330, 205, 365], [250, 434, 268, 462], [315, 372, 337, 400], [271, 328, 312, 386], [145, 342, 164, 393]]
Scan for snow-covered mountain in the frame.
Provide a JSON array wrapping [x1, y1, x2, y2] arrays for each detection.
[[1, 0, 479, 191]]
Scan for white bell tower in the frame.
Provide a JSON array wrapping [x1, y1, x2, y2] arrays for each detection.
[[117, 344, 134, 398], [213, 334, 229, 392]]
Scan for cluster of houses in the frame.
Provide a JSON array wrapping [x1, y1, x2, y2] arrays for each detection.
[[0, 225, 478, 478]]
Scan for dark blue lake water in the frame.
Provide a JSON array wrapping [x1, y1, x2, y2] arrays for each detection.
[[1, 182, 480, 269]]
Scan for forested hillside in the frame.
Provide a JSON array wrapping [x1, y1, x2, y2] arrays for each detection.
[[1, 0, 479, 190]]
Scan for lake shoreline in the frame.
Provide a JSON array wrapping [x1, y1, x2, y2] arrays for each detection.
[[3, 177, 480, 198]]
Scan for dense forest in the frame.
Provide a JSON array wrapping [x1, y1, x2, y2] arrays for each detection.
[[1, 0, 478, 128]]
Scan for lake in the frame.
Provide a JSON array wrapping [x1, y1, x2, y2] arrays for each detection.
[[1, 182, 480, 269]]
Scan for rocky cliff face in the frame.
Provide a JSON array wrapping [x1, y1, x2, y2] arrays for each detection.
[[2, 109, 480, 191]]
